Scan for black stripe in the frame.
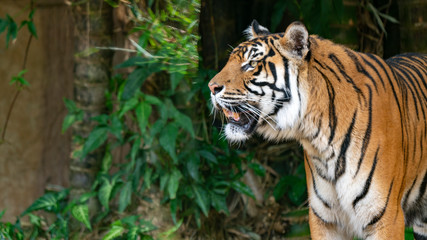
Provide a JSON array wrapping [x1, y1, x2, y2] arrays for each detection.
[[307, 158, 332, 208], [396, 63, 427, 121], [370, 54, 409, 166], [225, 92, 245, 96], [345, 49, 379, 93], [267, 48, 276, 57], [393, 68, 421, 120], [311, 206, 334, 224], [335, 110, 357, 181], [353, 147, 380, 209], [252, 65, 263, 76], [414, 232, 427, 240], [312, 116, 322, 140], [355, 85, 373, 176], [416, 169, 427, 203], [365, 180, 394, 227], [329, 53, 365, 102], [403, 177, 418, 210], [360, 54, 386, 89], [314, 58, 342, 83], [283, 57, 290, 90], [244, 81, 265, 96], [268, 62, 277, 82], [222, 96, 244, 100], [314, 66, 337, 144]]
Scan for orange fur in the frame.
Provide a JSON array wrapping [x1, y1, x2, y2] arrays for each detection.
[[209, 21, 427, 239]]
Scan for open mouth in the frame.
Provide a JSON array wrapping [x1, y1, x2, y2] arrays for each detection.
[[222, 108, 258, 133]]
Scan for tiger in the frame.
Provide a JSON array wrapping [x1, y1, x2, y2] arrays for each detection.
[[208, 20, 427, 239]]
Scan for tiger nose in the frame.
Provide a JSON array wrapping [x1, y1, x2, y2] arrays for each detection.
[[209, 83, 224, 95]]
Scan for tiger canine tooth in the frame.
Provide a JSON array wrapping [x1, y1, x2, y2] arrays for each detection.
[[222, 108, 240, 121], [232, 112, 240, 121]]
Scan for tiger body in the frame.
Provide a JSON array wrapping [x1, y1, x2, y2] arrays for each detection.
[[208, 21, 427, 239]]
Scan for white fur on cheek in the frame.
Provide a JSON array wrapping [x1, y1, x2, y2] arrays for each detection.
[[276, 62, 303, 130]]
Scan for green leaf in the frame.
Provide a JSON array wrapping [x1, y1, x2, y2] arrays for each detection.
[[81, 127, 109, 158], [102, 225, 124, 240], [248, 163, 266, 177], [115, 56, 146, 68], [64, 98, 78, 112], [139, 219, 157, 233], [367, 2, 386, 35], [170, 198, 178, 224], [78, 191, 96, 203], [167, 168, 182, 199], [144, 167, 153, 189], [6, 15, 17, 48], [118, 181, 132, 212], [192, 185, 209, 216], [160, 173, 169, 192], [0, 18, 7, 34], [71, 204, 92, 230], [28, 213, 41, 227], [22, 193, 60, 214], [27, 21, 37, 38], [273, 176, 291, 201], [377, 11, 399, 24], [174, 111, 195, 138], [127, 227, 138, 240], [135, 101, 152, 134], [29, 9, 35, 20], [98, 177, 113, 209], [230, 181, 255, 199], [186, 154, 200, 181], [158, 219, 183, 238], [121, 64, 161, 101], [210, 192, 229, 214], [101, 151, 112, 173], [62, 113, 83, 134], [104, 0, 119, 8], [159, 123, 179, 163], [119, 97, 139, 118], [199, 150, 217, 164], [144, 95, 162, 105], [0, 209, 5, 220], [17, 69, 28, 77], [170, 72, 183, 91], [289, 178, 306, 205]]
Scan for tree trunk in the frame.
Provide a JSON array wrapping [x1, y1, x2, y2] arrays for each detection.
[[69, 0, 113, 203]]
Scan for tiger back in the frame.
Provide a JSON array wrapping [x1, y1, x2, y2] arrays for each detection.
[[208, 20, 427, 239]]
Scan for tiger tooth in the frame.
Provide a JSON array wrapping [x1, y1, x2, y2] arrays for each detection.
[[232, 112, 240, 121]]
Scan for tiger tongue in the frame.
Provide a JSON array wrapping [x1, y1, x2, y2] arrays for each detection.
[[223, 108, 240, 121]]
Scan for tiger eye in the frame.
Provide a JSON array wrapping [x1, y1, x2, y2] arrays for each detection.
[[250, 61, 257, 67]]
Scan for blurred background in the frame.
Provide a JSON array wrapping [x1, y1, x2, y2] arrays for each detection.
[[0, 0, 426, 239]]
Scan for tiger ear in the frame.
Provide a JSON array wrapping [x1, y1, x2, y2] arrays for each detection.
[[244, 20, 270, 40], [276, 21, 309, 60]]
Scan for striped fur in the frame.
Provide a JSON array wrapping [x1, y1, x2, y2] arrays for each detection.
[[208, 21, 427, 239]]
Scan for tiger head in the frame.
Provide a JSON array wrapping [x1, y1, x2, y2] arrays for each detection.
[[209, 20, 311, 142]]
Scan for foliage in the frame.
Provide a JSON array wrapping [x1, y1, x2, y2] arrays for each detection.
[[271, 0, 344, 37], [0, 3, 36, 143], [0, 0, 257, 238], [0, 6, 37, 48], [0, 0, 413, 239]]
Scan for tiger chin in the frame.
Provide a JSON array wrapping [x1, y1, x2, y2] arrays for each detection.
[[209, 20, 427, 239]]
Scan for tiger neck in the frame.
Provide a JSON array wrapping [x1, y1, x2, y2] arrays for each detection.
[[296, 52, 365, 181]]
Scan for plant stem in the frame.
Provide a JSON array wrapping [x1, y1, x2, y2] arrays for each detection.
[[1, 90, 20, 142], [0, 1, 34, 142]]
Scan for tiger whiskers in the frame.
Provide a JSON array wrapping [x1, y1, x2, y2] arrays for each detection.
[[238, 104, 278, 131]]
